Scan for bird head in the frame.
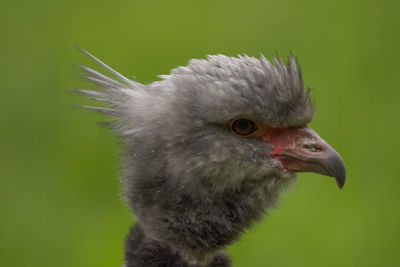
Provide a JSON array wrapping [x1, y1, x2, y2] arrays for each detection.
[[77, 49, 346, 197]]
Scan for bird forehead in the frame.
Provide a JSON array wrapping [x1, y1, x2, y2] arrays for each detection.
[[166, 54, 315, 127]]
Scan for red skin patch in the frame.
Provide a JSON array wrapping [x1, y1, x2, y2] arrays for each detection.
[[254, 126, 324, 172], [245, 121, 345, 188]]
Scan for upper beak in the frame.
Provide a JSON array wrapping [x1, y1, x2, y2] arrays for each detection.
[[257, 126, 346, 189]]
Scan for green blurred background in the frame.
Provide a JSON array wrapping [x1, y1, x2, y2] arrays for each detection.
[[1, 0, 399, 266]]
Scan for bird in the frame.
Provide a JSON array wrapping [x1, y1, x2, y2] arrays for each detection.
[[76, 47, 346, 267]]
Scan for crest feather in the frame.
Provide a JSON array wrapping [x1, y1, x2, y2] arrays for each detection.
[[75, 46, 144, 117]]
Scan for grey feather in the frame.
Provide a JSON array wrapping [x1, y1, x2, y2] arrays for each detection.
[[79, 65, 126, 89], [77, 105, 120, 116], [76, 45, 142, 88], [75, 89, 107, 98]]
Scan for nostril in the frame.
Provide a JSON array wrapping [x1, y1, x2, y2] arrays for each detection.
[[303, 144, 323, 152]]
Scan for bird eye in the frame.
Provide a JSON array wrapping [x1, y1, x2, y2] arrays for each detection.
[[231, 119, 258, 137]]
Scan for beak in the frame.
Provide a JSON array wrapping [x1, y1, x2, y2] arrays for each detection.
[[257, 126, 346, 189]]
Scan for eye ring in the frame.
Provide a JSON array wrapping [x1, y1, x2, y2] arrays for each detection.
[[230, 118, 259, 137]]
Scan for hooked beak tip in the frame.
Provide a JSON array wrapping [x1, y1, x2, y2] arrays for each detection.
[[323, 148, 346, 189], [334, 165, 346, 189], [337, 179, 345, 189]]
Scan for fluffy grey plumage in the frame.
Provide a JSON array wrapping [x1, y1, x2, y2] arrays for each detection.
[[76, 48, 344, 267]]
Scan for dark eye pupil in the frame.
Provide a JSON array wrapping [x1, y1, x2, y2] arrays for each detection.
[[232, 119, 257, 136], [236, 120, 250, 130]]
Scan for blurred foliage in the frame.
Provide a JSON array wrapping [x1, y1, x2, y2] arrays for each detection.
[[1, 0, 399, 266]]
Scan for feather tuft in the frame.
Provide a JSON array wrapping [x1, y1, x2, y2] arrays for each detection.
[[75, 45, 142, 89]]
